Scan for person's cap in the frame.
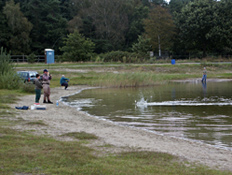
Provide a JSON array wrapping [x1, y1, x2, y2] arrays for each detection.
[[44, 69, 48, 72], [62, 75, 65, 77]]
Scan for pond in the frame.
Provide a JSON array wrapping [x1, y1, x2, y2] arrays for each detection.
[[63, 80, 232, 150]]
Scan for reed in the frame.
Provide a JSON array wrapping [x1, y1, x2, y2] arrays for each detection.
[[93, 72, 190, 87]]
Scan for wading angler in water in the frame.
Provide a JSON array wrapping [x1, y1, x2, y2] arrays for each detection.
[[202, 67, 207, 83]]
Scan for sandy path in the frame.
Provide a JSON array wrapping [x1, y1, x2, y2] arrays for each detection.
[[11, 86, 232, 171]]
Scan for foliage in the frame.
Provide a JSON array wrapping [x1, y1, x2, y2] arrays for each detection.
[[0, 0, 232, 58], [19, 0, 67, 54], [132, 35, 151, 55], [169, 0, 193, 14], [125, 5, 149, 49], [60, 30, 95, 61], [3, 0, 33, 54], [144, 5, 175, 56], [99, 51, 147, 63], [174, 0, 232, 57], [215, 0, 232, 53], [26, 53, 36, 63], [69, 0, 130, 51], [0, 47, 21, 89], [0, 1, 10, 50], [68, 0, 147, 52], [20, 83, 35, 93]]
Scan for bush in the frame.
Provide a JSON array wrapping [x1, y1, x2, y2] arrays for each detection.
[[27, 53, 36, 63], [0, 47, 21, 89], [99, 51, 149, 63], [21, 83, 35, 93]]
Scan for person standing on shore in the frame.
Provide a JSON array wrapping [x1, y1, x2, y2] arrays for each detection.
[[60, 75, 70, 90], [34, 74, 43, 105], [202, 67, 207, 83], [42, 69, 53, 104]]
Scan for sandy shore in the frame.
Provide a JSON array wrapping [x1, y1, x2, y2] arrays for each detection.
[[11, 86, 232, 171]]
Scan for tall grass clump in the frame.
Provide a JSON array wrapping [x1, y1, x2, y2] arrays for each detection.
[[0, 47, 21, 89], [95, 72, 165, 87]]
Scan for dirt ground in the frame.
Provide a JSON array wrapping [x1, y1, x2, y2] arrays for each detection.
[[11, 85, 232, 172]]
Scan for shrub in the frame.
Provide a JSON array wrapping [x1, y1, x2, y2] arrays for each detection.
[[100, 51, 148, 63], [0, 47, 21, 89], [21, 83, 35, 93], [27, 53, 36, 63]]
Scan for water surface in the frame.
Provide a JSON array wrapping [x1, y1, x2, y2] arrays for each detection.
[[63, 81, 232, 150]]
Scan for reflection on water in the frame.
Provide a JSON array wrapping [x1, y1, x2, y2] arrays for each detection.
[[63, 81, 232, 150]]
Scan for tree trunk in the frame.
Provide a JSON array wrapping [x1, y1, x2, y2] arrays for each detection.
[[158, 35, 161, 57]]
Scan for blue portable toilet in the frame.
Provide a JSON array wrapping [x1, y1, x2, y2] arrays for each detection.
[[45, 49, 54, 64]]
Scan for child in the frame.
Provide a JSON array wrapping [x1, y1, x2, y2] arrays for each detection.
[[34, 74, 43, 105]]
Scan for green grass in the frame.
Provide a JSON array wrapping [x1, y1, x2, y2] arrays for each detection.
[[1, 125, 231, 174], [26, 120, 47, 126], [62, 131, 98, 140], [16, 62, 232, 88]]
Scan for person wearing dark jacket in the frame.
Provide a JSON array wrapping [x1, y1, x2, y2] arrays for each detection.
[[60, 75, 70, 90], [34, 74, 43, 105]]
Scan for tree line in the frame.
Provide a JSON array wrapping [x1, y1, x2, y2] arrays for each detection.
[[0, 0, 231, 61]]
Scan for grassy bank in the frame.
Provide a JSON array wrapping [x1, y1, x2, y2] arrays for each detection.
[[1, 63, 232, 174], [15, 62, 232, 88], [2, 125, 230, 175]]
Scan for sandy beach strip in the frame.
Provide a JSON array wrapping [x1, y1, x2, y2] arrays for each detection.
[[11, 86, 232, 171]]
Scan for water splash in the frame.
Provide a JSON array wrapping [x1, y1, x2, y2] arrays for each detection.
[[135, 97, 232, 107], [135, 98, 147, 107]]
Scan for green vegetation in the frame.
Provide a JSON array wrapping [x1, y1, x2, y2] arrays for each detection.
[[1, 119, 231, 175], [26, 120, 47, 126], [62, 132, 98, 140], [60, 30, 95, 62], [0, 47, 22, 89], [2, 0, 33, 55], [14, 62, 232, 88], [1, 0, 232, 58]]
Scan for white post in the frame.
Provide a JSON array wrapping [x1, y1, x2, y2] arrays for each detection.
[[158, 35, 161, 57]]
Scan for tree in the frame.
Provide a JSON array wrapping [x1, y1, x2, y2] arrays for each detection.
[[68, 0, 136, 52], [132, 35, 151, 55], [125, 5, 149, 49], [213, 0, 232, 54], [60, 30, 95, 61], [169, 0, 193, 14], [3, 0, 33, 54], [20, 0, 67, 54], [144, 5, 175, 56], [174, 0, 222, 57], [0, 0, 10, 50]]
